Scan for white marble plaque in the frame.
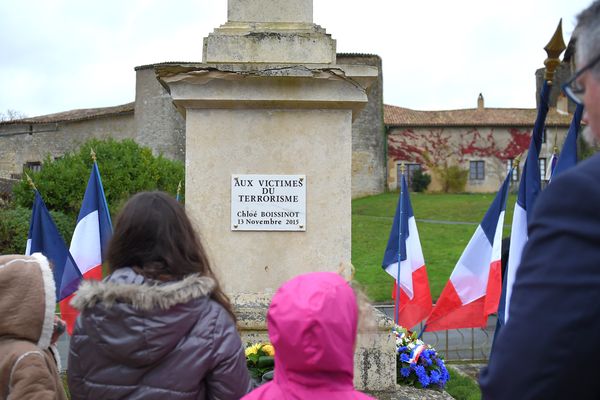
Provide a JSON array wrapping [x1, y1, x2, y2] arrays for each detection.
[[231, 174, 306, 231]]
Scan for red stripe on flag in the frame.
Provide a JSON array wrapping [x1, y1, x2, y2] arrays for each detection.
[[59, 264, 102, 335], [392, 266, 432, 329], [484, 259, 502, 316], [425, 280, 488, 332]]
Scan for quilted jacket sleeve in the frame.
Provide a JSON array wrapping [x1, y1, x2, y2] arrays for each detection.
[[206, 306, 252, 400]]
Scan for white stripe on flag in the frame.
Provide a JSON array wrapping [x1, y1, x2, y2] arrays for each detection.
[[69, 211, 101, 275], [504, 203, 528, 321], [25, 239, 32, 256], [450, 225, 492, 304], [491, 210, 505, 265], [384, 216, 424, 299], [452, 210, 505, 306]]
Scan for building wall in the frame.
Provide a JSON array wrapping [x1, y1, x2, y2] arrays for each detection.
[[0, 115, 134, 179], [387, 125, 569, 192], [134, 66, 186, 161], [337, 54, 385, 198], [0, 56, 383, 198]]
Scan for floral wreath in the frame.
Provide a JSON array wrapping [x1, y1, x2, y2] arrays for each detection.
[[393, 325, 449, 389]]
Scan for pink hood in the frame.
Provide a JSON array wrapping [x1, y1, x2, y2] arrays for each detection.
[[243, 272, 374, 400]]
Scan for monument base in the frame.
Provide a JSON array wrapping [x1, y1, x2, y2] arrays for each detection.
[[232, 292, 397, 392]]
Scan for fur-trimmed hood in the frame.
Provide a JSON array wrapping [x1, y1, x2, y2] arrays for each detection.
[[70, 267, 217, 367], [0, 253, 55, 350], [71, 267, 216, 311]]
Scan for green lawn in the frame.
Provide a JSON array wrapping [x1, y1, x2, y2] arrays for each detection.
[[352, 192, 517, 303], [445, 366, 482, 400]]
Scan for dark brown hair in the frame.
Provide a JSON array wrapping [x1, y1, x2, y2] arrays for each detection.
[[106, 191, 236, 321]]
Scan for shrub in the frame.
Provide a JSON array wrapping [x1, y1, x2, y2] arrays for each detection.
[[0, 206, 75, 254], [439, 165, 468, 193], [12, 138, 184, 219], [411, 170, 431, 192]]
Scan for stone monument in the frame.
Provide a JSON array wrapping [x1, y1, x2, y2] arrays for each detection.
[[156, 0, 397, 394]]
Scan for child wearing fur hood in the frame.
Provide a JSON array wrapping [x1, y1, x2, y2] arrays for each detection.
[[68, 191, 251, 399], [0, 253, 68, 400]]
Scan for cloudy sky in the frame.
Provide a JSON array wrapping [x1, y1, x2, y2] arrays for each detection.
[[0, 0, 592, 118]]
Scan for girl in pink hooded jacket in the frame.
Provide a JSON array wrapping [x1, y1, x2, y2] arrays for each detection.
[[242, 272, 375, 400]]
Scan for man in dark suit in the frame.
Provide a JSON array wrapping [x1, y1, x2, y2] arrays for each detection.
[[479, 1, 600, 398]]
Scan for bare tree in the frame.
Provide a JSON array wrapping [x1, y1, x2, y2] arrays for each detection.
[[0, 109, 27, 122]]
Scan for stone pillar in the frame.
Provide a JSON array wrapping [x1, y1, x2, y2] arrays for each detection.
[[156, 0, 396, 393]]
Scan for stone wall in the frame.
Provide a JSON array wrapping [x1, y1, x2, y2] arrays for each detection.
[[134, 66, 186, 161], [387, 125, 569, 193], [338, 54, 386, 198], [0, 114, 134, 179]]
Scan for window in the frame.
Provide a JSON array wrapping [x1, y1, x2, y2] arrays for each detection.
[[539, 158, 547, 180], [469, 161, 485, 180], [397, 163, 421, 190], [24, 161, 42, 172], [507, 159, 519, 182]]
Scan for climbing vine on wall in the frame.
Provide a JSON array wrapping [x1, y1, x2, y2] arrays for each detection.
[[388, 127, 532, 191]]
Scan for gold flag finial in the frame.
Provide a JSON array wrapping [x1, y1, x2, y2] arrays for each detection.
[[176, 180, 182, 200], [544, 19, 567, 83], [400, 162, 406, 175], [24, 172, 37, 191], [90, 148, 97, 162], [514, 154, 522, 169]]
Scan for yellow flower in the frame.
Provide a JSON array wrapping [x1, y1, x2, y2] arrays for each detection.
[[261, 344, 275, 356], [245, 343, 262, 357]]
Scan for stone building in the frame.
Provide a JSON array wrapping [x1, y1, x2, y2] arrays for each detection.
[[385, 94, 574, 192], [0, 54, 384, 199]]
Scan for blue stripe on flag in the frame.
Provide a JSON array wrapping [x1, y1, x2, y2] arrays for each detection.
[[479, 171, 512, 244], [551, 104, 583, 179], [382, 174, 414, 267], [517, 81, 550, 223], [27, 191, 82, 300]]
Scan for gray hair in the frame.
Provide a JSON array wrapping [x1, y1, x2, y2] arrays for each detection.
[[575, 0, 600, 77]]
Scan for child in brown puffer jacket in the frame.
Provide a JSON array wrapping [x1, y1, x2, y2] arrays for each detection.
[[0, 253, 67, 400]]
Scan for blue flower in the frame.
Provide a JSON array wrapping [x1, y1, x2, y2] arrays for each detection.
[[400, 353, 410, 363], [440, 366, 450, 383], [414, 365, 426, 378], [397, 346, 408, 353], [419, 352, 433, 366], [418, 373, 430, 387], [430, 370, 441, 385], [400, 367, 410, 377]]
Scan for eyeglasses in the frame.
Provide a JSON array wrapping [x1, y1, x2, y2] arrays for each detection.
[[562, 52, 600, 105]]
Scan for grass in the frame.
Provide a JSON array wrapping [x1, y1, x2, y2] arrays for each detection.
[[445, 366, 482, 400], [352, 191, 517, 302]]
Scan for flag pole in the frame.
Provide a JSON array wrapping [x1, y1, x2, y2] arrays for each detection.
[[495, 21, 564, 339], [24, 172, 38, 192], [396, 163, 406, 325], [176, 180, 182, 202]]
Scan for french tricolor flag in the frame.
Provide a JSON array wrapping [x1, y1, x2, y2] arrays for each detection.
[[26, 191, 82, 301], [382, 172, 432, 329], [59, 161, 112, 334], [500, 81, 551, 324], [425, 171, 512, 331]]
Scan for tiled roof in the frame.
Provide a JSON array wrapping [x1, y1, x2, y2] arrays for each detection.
[[384, 104, 574, 128], [0, 102, 134, 125]]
